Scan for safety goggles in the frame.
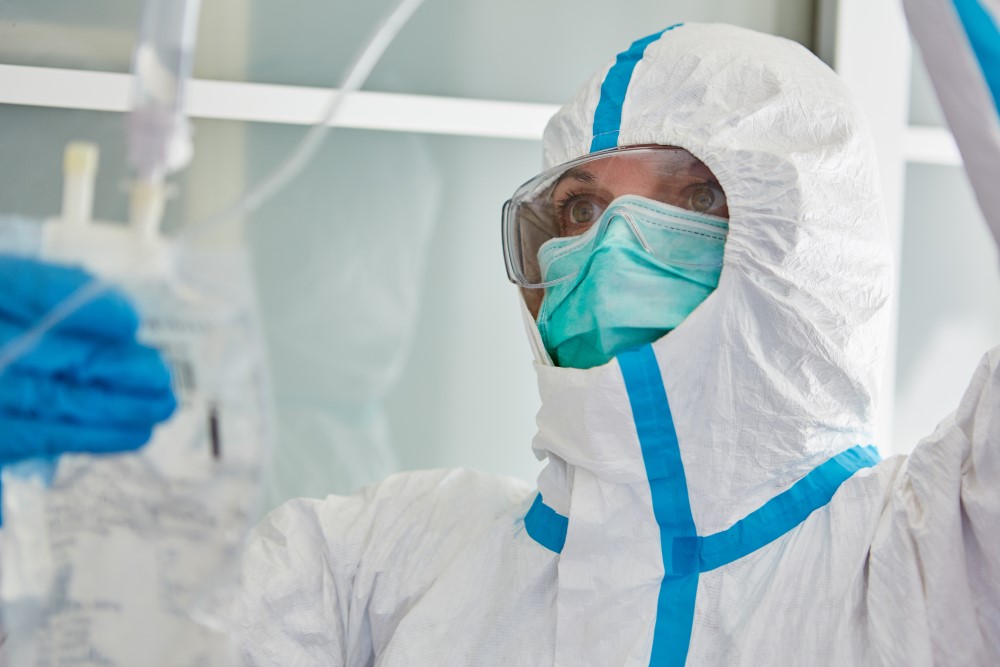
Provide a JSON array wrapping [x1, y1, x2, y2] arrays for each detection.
[[501, 145, 729, 289]]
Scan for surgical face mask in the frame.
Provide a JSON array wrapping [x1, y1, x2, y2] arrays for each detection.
[[502, 146, 728, 289], [535, 195, 727, 369]]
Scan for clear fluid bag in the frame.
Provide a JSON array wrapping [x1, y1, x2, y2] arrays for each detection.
[[0, 216, 272, 666]]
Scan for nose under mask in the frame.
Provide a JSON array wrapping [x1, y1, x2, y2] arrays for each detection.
[[535, 195, 728, 369]]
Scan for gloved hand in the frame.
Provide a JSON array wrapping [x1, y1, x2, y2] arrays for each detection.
[[0, 255, 177, 524]]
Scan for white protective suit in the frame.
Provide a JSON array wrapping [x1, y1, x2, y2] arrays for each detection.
[[237, 23, 1000, 666]]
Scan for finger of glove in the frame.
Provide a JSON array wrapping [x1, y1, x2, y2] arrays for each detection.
[[0, 369, 177, 426], [0, 414, 153, 461], [0, 321, 174, 393], [81, 341, 175, 393], [0, 254, 139, 340]]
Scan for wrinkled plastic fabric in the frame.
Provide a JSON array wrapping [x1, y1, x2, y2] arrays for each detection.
[[0, 216, 272, 666], [236, 23, 1000, 665]]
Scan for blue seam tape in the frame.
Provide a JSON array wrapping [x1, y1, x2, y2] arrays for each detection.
[[519, 342, 881, 665], [695, 444, 880, 572], [951, 0, 1000, 113], [618, 344, 697, 667], [521, 445, 881, 568], [589, 24, 683, 153], [524, 493, 568, 554]]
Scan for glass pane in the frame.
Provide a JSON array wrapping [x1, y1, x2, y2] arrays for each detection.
[[893, 162, 1000, 453], [245, 0, 815, 102], [242, 124, 547, 505], [908, 49, 948, 127], [1, 0, 816, 101]]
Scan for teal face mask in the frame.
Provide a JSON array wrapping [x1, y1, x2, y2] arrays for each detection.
[[536, 195, 728, 369]]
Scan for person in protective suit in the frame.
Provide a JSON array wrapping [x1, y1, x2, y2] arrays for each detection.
[[233, 23, 1000, 665], [1, 21, 998, 666]]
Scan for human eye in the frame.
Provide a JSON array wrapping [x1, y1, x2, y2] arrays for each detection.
[[554, 191, 607, 236], [685, 182, 727, 215]]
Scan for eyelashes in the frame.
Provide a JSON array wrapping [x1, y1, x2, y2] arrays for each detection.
[[552, 180, 727, 233], [553, 190, 608, 235]]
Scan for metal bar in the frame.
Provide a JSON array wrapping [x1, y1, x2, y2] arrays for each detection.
[[0, 64, 558, 140]]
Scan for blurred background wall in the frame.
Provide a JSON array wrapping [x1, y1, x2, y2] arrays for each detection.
[[0, 0, 993, 512]]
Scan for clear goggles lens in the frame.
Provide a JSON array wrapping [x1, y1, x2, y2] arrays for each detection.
[[501, 146, 729, 288]]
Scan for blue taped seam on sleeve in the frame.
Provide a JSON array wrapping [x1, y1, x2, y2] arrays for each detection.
[[618, 345, 697, 667], [694, 444, 881, 572], [589, 24, 683, 153], [951, 0, 1000, 113], [524, 493, 568, 554]]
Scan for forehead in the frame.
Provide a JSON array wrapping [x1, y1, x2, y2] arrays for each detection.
[[555, 147, 717, 188]]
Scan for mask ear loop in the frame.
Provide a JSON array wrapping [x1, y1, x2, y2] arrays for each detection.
[[615, 211, 655, 254], [589, 209, 655, 253]]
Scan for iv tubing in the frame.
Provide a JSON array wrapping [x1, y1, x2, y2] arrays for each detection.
[[178, 0, 424, 243], [0, 0, 426, 376]]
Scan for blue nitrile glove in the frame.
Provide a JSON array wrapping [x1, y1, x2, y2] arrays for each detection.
[[0, 254, 177, 524]]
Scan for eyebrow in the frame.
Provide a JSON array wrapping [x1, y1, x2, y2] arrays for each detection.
[[557, 167, 598, 186], [652, 160, 718, 182], [553, 161, 723, 192]]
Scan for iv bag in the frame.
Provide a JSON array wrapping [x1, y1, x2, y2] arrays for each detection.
[[0, 216, 273, 666]]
